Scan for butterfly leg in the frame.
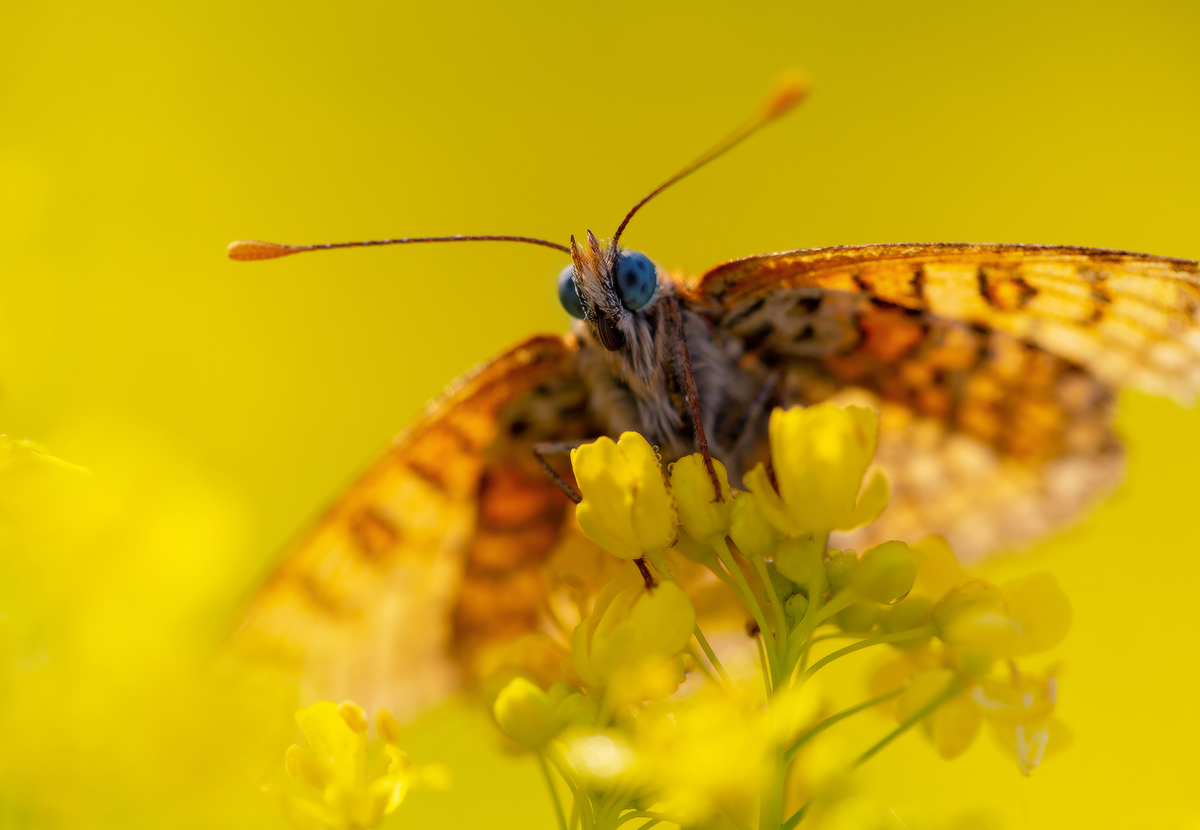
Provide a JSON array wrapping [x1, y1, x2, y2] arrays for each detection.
[[722, 367, 783, 460], [532, 441, 584, 504], [664, 296, 724, 501]]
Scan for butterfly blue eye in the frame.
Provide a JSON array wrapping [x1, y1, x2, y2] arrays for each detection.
[[615, 250, 657, 311], [557, 264, 586, 319]]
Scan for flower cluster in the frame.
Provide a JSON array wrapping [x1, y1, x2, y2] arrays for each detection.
[[278, 701, 447, 830], [486, 404, 1072, 829]]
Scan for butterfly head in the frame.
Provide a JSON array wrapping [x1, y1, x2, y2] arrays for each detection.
[[558, 231, 659, 352]]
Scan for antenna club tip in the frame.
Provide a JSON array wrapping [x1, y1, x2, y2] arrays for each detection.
[[764, 69, 812, 118], [226, 240, 297, 261]]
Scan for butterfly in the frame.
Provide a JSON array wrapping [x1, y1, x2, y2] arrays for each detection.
[[225, 74, 1200, 719]]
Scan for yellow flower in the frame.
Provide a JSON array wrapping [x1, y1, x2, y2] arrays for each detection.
[[908, 536, 966, 601], [896, 664, 1064, 773], [571, 433, 676, 559], [933, 573, 1071, 658], [896, 669, 980, 760], [743, 404, 890, 538], [282, 701, 445, 830], [669, 452, 733, 544], [633, 692, 772, 827], [571, 569, 696, 697]]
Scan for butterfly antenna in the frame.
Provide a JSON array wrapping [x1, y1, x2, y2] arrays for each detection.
[[227, 234, 570, 261], [610, 69, 811, 252]]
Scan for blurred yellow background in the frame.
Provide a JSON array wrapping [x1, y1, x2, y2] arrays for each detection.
[[2, 0, 1199, 827]]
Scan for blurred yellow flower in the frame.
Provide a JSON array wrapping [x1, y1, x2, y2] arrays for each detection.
[[492, 677, 561, 750], [560, 729, 638, 790], [893, 662, 1065, 775], [282, 701, 445, 830], [634, 691, 772, 827], [570, 568, 695, 698], [743, 404, 890, 539], [896, 669, 979, 760], [934, 574, 1071, 658], [571, 433, 676, 559]]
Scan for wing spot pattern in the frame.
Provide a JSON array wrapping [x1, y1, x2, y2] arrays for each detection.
[[349, 508, 401, 563]]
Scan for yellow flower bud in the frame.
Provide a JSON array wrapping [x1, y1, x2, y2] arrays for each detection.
[[825, 548, 858, 591], [836, 600, 880, 632], [670, 453, 733, 544], [493, 677, 560, 749], [932, 580, 1004, 636], [784, 592, 809, 624], [744, 404, 890, 537], [571, 433, 676, 559], [774, 535, 827, 596], [853, 540, 918, 604], [729, 489, 782, 557], [571, 574, 696, 695]]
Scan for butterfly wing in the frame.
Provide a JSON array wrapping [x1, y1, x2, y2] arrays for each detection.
[[696, 243, 1200, 557], [229, 334, 595, 718]]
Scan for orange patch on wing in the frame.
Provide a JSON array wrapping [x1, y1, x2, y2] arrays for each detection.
[[859, 309, 926, 362]]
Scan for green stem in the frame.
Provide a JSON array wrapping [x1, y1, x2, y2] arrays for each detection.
[[693, 625, 733, 687], [758, 743, 786, 830], [545, 747, 588, 830], [646, 547, 674, 582], [749, 553, 790, 667], [782, 802, 808, 830], [784, 590, 824, 674], [615, 811, 671, 825], [754, 631, 773, 696], [783, 687, 903, 765], [798, 630, 863, 673], [803, 626, 934, 680], [783, 591, 859, 677], [809, 589, 859, 626], [711, 536, 776, 673], [853, 678, 961, 769], [538, 753, 568, 830]]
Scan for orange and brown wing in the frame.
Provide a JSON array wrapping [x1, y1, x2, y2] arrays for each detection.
[[229, 334, 594, 719], [697, 243, 1200, 557]]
